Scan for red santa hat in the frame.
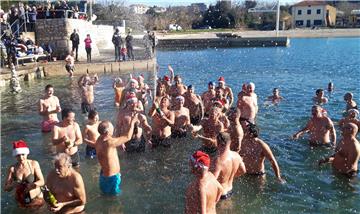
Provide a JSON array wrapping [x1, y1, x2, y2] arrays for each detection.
[[163, 75, 170, 82], [190, 151, 210, 169], [218, 76, 225, 84], [12, 140, 30, 156], [126, 93, 138, 103], [213, 99, 224, 107]]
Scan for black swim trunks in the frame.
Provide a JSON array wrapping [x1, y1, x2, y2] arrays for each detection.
[[220, 190, 233, 200], [171, 130, 187, 139], [190, 115, 202, 125], [65, 64, 74, 72], [85, 145, 96, 159], [81, 102, 95, 114], [125, 136, 146, 153], [309, 141, 332, 147], [247, 171, 266, 176], [151, 135, 171, 148], [70, 151, 80, 167]]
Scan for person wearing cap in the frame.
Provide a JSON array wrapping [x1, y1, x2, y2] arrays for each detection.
[[293, 105, 336, 148], [214, 86, 230, 112], [344, 92, 358, 112], [39, 84, 61, 132], [78, 73, 98, 114], [115, 94, 152, 152], [120, 77, 140, 107], [267, 88, 284, 104], [113, 77, 125, 107], [247, 82, 258, 110], [313, 89, 328, 105], [160, 65, 175, 94], [319, 123, 360, 178], [171, 95, 191, 138], [212, 132, 246, 200], [83, 110, 101, 159], [201, 81, 216, 116], [185, 151, 223, 214], [217, 76, 234, 107], [95, 120, 136, 195], [52, 108, 83, 168], [137, 74, 152, 106], [190, 107, 225, 154], [227, 107, 244, 152], [338, 109, 360, 132], [169, 75, 187, 99], [4, 140, 45, 208], [184, 85, 204, 125], [46, 153, 86, 213], [148, 96, 175, 148], [240, 124, 285, 183]]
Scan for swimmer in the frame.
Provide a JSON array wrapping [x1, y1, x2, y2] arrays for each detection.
[[115, 94, 152, 153], [201, 81, 216, 116], [183, 85, 204, 125], [46, 153, 86, 213], [319, 123, 360, 178], [267, 88, 284, 104], [78, 73, 99, 114], [161, 65, 175, 94], [113, 77, 125, 107], [148, 96, 175, 148], [52, 108, 83, 168], [312, 89, 328, 105], [214, 87, 230, 112], [172, 96, 191, 139], [344, 92, 358, 111], [212, 99, 230, 130], [137, 74, 152, 106], [39, 84, 61, 132], [217, 76, 234, 107], [64, 51, 75, 77], [83, 110, 101, 159], [237, 87, 257, 128], [212, 132, 246, 200], [247, 82, 258, 112], [227, 107, 244, 153], [240, 123, 285, 183], [95, 120, 136, 195], [327, 82, 334, 92], [169, 75, 187, 98], [4, 140, 45, 208], [293, 105, 336, 148], [338, 109, 360, 131], [155, 82, 168, 104], [190, 107, 225, 155], [185, 151, 223, 214]]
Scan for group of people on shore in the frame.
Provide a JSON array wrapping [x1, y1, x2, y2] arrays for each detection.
[[4, 65, 359, 213]]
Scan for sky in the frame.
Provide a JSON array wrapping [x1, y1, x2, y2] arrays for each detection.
[[120, 0, 300, 7]]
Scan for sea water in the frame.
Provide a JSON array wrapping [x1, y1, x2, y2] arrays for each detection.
[[1, 38, 359, 213]]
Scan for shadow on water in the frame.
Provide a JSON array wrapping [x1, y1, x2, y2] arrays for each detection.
[[2, 38, 360, 213]]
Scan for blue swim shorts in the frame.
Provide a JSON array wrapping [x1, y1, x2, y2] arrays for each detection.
[[99, 171, 122, 195]]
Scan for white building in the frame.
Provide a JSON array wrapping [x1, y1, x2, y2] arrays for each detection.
[[130, 4, 149, 14], [291, 1, 337, 28]]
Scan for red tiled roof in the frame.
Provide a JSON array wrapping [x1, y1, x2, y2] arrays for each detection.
[[293, 1, 328, 7]]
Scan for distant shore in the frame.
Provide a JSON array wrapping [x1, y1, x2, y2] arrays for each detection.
[[158, 28, 360, 39]]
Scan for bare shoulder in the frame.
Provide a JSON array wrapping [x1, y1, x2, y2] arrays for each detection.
[[29, 159, 40, 168]]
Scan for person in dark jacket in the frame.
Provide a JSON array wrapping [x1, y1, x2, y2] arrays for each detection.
[[125, 31, 134, 61], [70, 29, 80, 61], [112, 28, 122, 62]]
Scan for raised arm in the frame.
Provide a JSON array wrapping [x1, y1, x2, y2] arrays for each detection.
[[168, 65, 174, 83]]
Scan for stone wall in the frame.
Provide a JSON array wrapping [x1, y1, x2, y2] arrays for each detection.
[[35, 19, 104, 60]]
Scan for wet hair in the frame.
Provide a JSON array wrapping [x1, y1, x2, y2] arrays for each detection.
[[217, 132, 231, 146], [208, 81, 215, 86], [247, 123, 259, 138], [273, 88, 279, 92], [61, 108, 74, 120], [188, 85, 193, 90], [54, 153, 72, 168], [98, 121, 111, 135], [88, 110, 98, 120], [45, 84, 53, 91], [316, 89, 323, 95]]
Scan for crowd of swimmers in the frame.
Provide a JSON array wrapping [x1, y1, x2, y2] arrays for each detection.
[[4, 65, 360, 213]]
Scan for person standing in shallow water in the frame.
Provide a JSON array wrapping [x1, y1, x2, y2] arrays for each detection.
[[39, 84, 61, 132], [52, 108, 83, 168], [185, 151, 223, 214], [83, 110, 101, 159], [46, 153, 86, 213], [4, 140, 45, 209], [319, 123, 360, 178], [95, 120, 136, 195]]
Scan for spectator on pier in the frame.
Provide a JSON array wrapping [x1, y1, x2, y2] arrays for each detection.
[[125, 31, 134, 61], [84, 34, 92, 63], [70, 29, 79, 61], [112, 28, 122, 62]]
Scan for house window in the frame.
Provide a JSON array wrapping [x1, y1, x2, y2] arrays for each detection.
[[317, 9, 321, 14], [298, 10, 302, 15], [307, 9, 311, 15], [314, 20, 322, 25], [296, 20, 304, 26]]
